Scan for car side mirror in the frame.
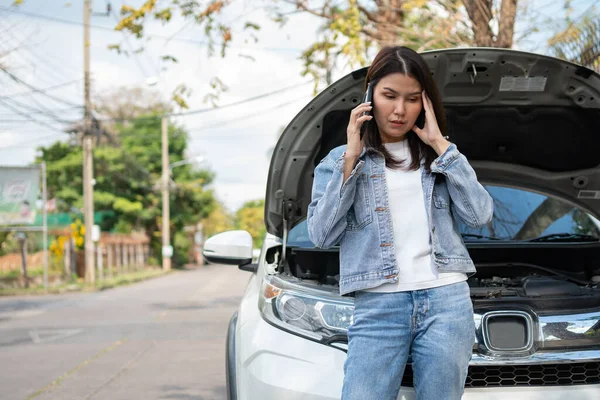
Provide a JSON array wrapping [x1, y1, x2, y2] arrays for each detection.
[[203, 230, 253, 267]]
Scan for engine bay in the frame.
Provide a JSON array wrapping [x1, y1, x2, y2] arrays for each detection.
[[265, 244, 600, 310]]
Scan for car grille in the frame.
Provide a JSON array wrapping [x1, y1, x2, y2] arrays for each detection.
[[401, 362, 600, 387]]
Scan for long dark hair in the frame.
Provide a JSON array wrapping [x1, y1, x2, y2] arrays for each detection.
[[363, 46, 447, 171]]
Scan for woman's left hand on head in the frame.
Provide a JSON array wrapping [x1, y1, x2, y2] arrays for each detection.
[[412, 91, 450, 155]]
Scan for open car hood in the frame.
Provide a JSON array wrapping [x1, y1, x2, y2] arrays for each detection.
[[265, 48, 600, 238]]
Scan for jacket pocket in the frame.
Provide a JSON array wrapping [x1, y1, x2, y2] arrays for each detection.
[[433, 187, 450, 209], [346, 174, 373, 230]]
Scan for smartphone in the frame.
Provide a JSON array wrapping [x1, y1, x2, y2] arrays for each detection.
[[360, 82, 374, 139], [415, 109, 426, 129], [362, 82, 373, 112]]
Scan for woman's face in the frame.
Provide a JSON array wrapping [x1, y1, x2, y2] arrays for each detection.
[[372, 73, 423, 143]]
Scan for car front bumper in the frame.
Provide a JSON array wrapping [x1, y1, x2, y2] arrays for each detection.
[[234, 310, 600, 399]]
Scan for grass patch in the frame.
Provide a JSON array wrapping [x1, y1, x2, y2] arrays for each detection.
[[94, 269, 169, 291], [0, 268, 170, 296], [0, 266, 47, 279]]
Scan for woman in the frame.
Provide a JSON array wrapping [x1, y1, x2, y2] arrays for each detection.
[[307, 46, 494, 399]]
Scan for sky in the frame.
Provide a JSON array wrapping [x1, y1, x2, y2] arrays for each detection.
[[0, 0, 596, 212]]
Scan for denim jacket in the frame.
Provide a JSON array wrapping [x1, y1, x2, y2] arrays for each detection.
[[307, 143, 494, 296]]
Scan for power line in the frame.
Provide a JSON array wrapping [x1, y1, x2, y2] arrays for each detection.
[[0, 105, 81, 118], [0, 92, 307, 148], [180, 81, 311, 116], [0, 10, 24, 36], [0, 67, 82, 107], [0, 97, 68, 134], [0, 79, 82, 98], [186, 94, 312, 135], [150, 80, 314, 120], [0, 96, 76, 124], [0, 5, 116, 32], [0, 54, 79, 122], [3, 78, 313, 126], [81, 79, 314, 124], [0, 80, 314, 154], [0, 18, 80, 87]]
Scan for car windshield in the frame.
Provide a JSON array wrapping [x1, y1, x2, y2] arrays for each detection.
[[288, 185, 600, 247]]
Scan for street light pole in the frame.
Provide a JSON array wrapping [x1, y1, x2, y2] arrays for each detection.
[[83, 0, 95, 284], [146, 75, 172, 271], [160, 155, 204, 270], [161, 116, 171, 271]]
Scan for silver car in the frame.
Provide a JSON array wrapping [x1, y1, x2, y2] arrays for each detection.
[[204, 47, 600, 399]]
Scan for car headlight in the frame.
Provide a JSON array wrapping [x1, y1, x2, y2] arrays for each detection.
[[258, 275, 354, 343]]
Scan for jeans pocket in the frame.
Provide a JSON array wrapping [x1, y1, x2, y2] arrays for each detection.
[[346, 174, 373, 230]]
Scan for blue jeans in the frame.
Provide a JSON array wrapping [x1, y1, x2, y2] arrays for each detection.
[[342, 281, 475, 400]]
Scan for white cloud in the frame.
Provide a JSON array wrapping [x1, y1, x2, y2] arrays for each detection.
[[0, 131, 24, 148], [214, 181, 268, 211], [0, 131, 39, 165]]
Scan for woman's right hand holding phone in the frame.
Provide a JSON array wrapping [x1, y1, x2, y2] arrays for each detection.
[[345, 102, 372, 160], [342, 102, 372, 182]]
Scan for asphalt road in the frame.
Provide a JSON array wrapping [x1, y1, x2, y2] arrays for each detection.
[[0, 264, 250, 400]]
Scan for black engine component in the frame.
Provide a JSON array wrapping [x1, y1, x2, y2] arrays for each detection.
[[521, 276, 584, 297]]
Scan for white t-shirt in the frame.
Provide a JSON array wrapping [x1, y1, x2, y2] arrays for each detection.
[[365, 139, 466, 293]]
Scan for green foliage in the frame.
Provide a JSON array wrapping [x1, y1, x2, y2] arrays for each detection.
[[173, 231, 191, 266], [113, 220, 133, 234], [330, 0, 366, 65], [36, 93, 217, 267], [154, 7, 173, 22], [203, 77, 228, 106], [115, 0, 231, 58], [161, 55, 179, 63], [113, 198, 144, 214], [172, 84, 192, 109], [39, 142, 83, 212], [107, 44, 124, 55], [244, 22, 260, 33], [235, 200, 266, 249], [94, 191, 117, 208], [108, 0, 487, 90], [0, 232, 10, 256], [201, 202, 234, 240], [548, 10, 600, 71], [0, 231, 24, 255]]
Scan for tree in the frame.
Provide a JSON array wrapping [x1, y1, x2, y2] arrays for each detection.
[[94, 86, 169, 125], [461, 0, 518, 48], [235, 200, 266, 249], [201, 202, 235, 240], [548, 15, 600, 72], [36, 88, 217, 266], [513, 198, 572, 240], [113, 1, 523, 90]]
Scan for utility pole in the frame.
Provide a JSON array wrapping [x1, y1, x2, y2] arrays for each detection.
[[83, 0, 95, 284], [161, 116, 171, 271]]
